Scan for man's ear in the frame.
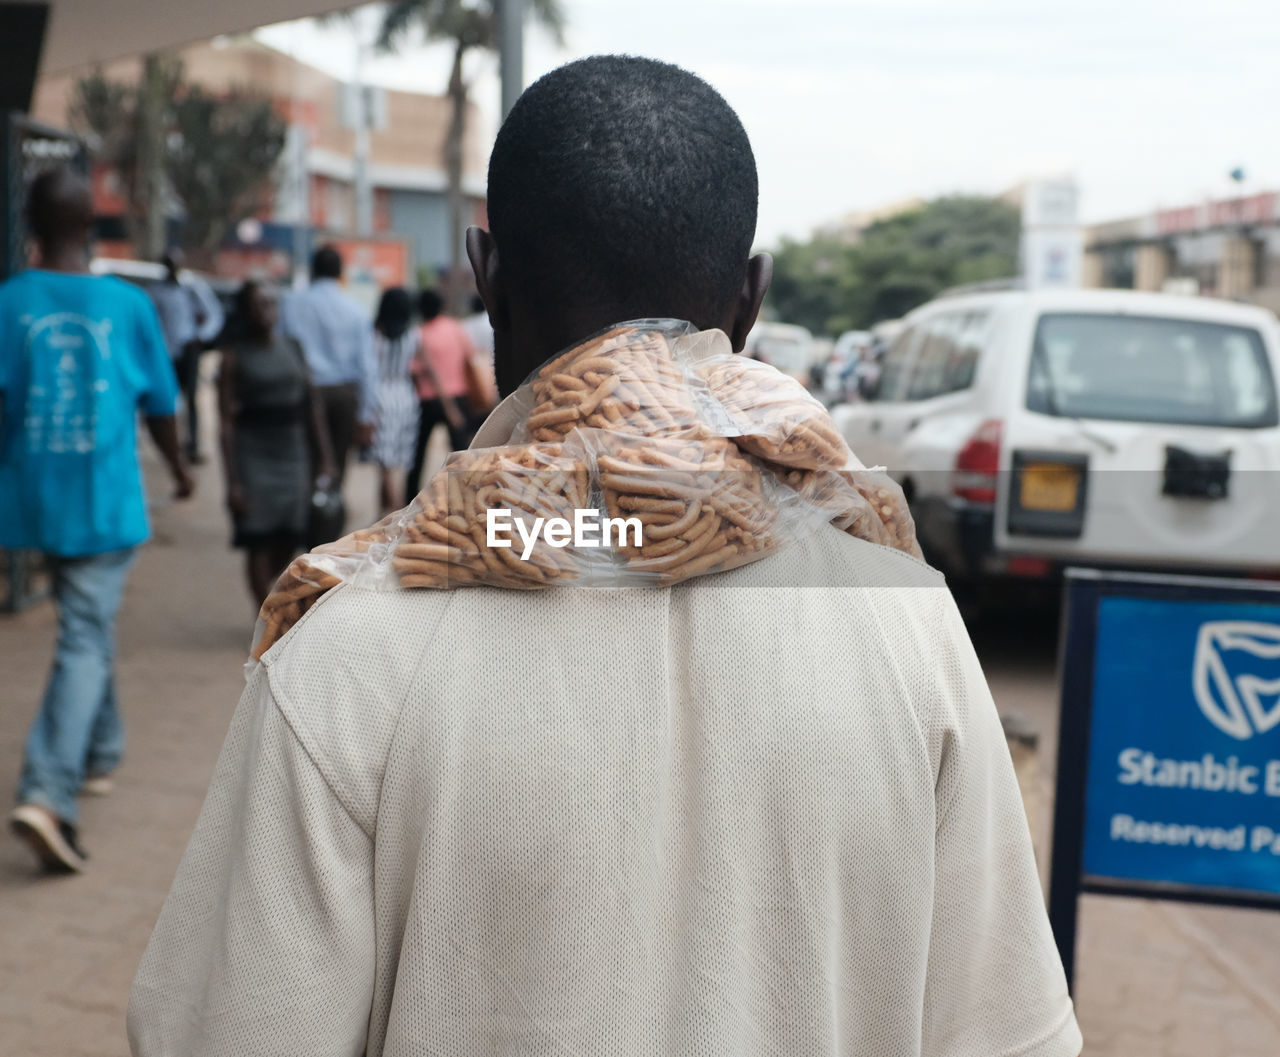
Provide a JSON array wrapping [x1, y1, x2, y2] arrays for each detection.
[[465, 226, 509, 332], [727, 252, 773, 353]]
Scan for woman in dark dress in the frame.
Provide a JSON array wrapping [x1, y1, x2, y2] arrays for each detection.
[[218, 281, 334, 608]]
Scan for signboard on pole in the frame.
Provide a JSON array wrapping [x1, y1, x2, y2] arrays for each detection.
[[1020, 178, 1083, 289], [1049, 569, 1280, 987]]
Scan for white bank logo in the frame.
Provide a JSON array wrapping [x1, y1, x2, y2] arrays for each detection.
[[1192, 621, 1280, 741]]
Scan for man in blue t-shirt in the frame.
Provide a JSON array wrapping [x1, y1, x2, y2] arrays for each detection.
[[1, 168, 194, 873]]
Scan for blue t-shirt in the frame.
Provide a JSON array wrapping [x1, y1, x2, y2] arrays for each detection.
[[0, 270, 178, 556]]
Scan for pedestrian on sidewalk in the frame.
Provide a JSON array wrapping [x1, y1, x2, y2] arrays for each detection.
[[367, 287, 453, 514], [128, 58, 1081, 1057], [461, 292, 495, 367], [149, 248, 225, 464], [218, 280, 335, 608], [460, 291, 499, 431], [2, 168, 194, 874], [405, 288, 473, 497], [280, 245, 377, 506]]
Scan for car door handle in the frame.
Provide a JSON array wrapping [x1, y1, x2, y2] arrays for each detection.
[[907, 418, 920, 432], [869, 419, 881, 433]]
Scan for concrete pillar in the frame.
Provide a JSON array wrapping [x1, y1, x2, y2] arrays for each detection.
[[1134, 243, 1171, 292], [1218, 236, 1257, 299], [1081, 250, 1105, 288]]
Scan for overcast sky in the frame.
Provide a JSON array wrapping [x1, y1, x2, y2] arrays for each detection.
[[256, 0, 1280, 248]]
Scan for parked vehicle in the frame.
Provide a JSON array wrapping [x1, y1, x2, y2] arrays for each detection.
[[869, 318, 904, 348], [745, 321, 818, 385], [832, 288, 1280, 587]]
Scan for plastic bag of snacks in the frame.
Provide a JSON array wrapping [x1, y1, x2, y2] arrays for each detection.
[[252, 320, 923, 659]]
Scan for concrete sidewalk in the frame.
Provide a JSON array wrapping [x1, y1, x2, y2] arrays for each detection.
[[0, 389, 395, 1056], [2, 427, 1279, 1055], [1, 449, 270, 1055]]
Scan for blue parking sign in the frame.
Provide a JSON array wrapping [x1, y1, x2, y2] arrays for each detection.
[[1048, 570, 1280, 988], [1085, 597, 1280, 894]]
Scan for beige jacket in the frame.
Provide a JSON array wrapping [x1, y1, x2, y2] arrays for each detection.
[[128, 526, 1080, 1057]]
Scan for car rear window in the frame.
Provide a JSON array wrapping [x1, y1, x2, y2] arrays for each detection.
[[906, 309, 992, 400], [1027, 312, 1279, 428]]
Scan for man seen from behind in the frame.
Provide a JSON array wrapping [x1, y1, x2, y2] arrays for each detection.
[[3, 169, 193, 873], [149, 248, 224, 464], [280, 244, 377, 497], [128, 58, 1081, 1057]]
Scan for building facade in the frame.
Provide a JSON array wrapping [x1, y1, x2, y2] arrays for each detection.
[[1083, 192, 1280, 312], [30, 36, 487, 295]]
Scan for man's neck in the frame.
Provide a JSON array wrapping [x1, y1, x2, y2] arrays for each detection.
[[37, 242, 90, 274]]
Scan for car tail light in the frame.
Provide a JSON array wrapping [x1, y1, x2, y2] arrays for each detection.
[[954, 419, 1002, 504], [1007, 555, 1052, 578]]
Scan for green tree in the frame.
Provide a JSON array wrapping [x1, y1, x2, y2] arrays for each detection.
[[70, 55, 183, 259], [69, 59, 285, 264], [767, 196, 1021, 335], [168, 87, 286, 262], [768, 233, 850, 338], [376, 0, 567, 306]]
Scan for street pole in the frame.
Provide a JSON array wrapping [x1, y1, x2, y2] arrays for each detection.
[[498, 0, 525, 120], [140, 53, 168, 259], [353, 25, 373, 238], [289, 21, 310, 288], [289, 124, 311, 288]]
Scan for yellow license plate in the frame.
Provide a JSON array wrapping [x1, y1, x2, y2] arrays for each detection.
[[1020, 463, 1080, 512]]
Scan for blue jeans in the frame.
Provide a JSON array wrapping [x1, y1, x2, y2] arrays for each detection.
[[17, 546, 138, 825]]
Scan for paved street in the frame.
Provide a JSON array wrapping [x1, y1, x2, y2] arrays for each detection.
[[2, 405, 1279, 1056]]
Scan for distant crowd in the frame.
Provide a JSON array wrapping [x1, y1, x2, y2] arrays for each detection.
[[2, 178, 496, 873], [156, 244, 498, 607]]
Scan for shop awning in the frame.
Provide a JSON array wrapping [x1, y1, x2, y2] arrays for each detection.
[[37, 1, 353, 75]]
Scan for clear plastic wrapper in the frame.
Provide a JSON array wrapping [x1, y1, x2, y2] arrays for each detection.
[[251, 320, 923, 660]]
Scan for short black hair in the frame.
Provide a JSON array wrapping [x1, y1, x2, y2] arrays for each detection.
[[487, 55, 758, 323], [418, 288, 443, 322], [25, 167, 94, 247], [376, 286, 413, 340], [233, 279, 278, 342], [312, 244, 342, 280], [234, 279, 261, 323]]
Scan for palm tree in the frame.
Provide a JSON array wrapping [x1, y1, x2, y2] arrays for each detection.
[[377, 0, 566, 308]]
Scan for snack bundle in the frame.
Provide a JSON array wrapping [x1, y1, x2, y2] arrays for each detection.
[[517, 325, 698, 441], [253, 320, 923, 659]]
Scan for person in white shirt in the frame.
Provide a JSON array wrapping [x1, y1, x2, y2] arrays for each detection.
[[128, 55, 1082, 1057], [279, 245, 378, 495], [149, 250, 224, 462]]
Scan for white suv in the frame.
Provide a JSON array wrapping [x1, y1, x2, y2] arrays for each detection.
[[832, 287, 1280, 587]]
